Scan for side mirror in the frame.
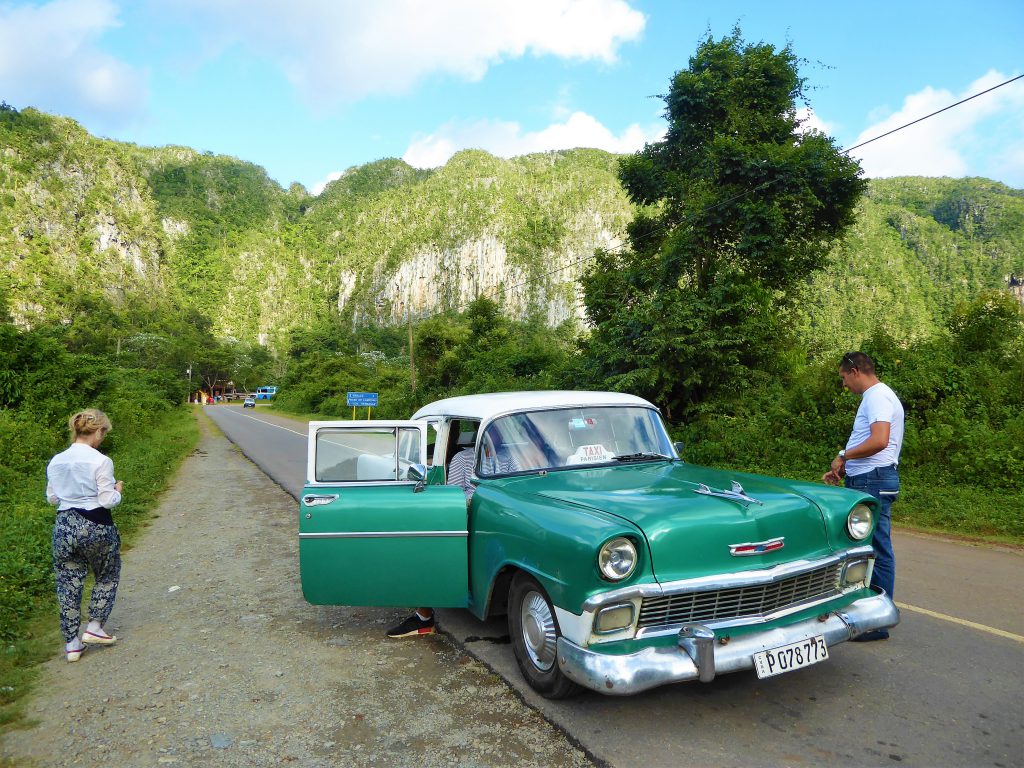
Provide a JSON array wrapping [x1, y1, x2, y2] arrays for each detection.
[[406, 463, 427, 493], [673, 441, 685, 457]]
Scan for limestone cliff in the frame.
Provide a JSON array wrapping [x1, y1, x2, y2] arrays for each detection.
[[3, 106, 1022, 353]]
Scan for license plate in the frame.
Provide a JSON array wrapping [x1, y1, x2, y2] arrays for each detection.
[[753, 635, 829, 679]]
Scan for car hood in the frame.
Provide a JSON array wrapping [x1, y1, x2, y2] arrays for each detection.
[[525, 461, 833, 583]]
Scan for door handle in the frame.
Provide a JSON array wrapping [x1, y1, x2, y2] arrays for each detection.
[[303, 494, 339, 507]]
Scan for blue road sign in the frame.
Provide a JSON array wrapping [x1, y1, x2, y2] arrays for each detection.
[[346, 391, 379, 407]]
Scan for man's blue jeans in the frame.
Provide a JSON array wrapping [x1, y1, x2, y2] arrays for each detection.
[[845, 464, 899, 599]]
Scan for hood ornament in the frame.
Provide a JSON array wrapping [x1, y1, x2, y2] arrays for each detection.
[[693, 480, 763, 507]]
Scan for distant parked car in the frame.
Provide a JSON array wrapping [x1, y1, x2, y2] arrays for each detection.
[[299, 391, 899, 698], [243, 397, 256, 408]]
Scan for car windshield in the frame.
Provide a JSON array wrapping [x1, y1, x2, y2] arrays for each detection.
[[477, 406, 674, 476]]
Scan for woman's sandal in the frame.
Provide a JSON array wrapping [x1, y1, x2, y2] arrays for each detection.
[[66, 645, 85, 662], [81, 629, 117, 645]]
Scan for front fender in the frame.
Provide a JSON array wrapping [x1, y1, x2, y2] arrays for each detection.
[[777, 476, 881, 549], [468, 482, 650, 620]]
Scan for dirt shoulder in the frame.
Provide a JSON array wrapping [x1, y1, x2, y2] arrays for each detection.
[[1, 413, 592, 767]]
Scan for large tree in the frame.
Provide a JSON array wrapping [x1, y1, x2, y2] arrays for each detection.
[[581, 29, 866, 420]]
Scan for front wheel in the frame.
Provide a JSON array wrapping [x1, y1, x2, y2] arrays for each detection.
[[508, 573, 581, 699]]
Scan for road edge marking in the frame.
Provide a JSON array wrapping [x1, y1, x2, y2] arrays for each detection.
[[895, 601, 1024, 644], [216, 407, 307, 436]]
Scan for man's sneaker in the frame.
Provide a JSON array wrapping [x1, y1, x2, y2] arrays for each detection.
[[386, 613, 435, 638]]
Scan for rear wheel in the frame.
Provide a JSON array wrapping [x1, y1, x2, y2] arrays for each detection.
[[508, 573, 581, 699]]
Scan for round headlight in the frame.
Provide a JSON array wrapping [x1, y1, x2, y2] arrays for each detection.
[[598, 537, 637, 581], [847, 504, 874, 540]]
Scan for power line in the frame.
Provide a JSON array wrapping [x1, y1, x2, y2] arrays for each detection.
[[843, 73, 1024, 154]]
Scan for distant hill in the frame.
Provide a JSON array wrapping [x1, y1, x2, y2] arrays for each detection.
[[799, 176, 1024, 350], [2, 105, 1021, 351]]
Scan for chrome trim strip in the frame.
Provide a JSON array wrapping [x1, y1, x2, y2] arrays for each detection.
[[304, 480, 419, 488], [581, 546, 875, 612], [299, 530, 468, 539], [557, 591, 900, 696]]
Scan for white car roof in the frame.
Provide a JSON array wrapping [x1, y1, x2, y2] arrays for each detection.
[[411, 390, 657, 422]]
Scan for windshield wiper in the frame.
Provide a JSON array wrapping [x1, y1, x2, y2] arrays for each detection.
[[613, 452, 672, 463]]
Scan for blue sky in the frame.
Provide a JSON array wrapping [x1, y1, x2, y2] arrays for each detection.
[[1, 0, 1022, 192]]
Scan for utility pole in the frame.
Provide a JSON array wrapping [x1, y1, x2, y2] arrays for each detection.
[[408, 312, 416, 392]]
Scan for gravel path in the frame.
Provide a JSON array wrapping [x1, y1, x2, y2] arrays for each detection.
[[1, 414, 593, 767]]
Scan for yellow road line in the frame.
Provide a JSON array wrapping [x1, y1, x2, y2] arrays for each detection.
[[896, 601, 1024, 644]]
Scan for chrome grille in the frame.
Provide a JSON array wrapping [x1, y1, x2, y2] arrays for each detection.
[[638, 562, 843, 629]]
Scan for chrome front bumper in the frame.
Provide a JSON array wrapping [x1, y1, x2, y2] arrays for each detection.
[[557, 590, 899, 696]]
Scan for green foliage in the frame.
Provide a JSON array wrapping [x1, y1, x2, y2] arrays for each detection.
[[796, 178, 1024, 353], [580, 261, 789, 420], [3, 107, 1019, 360], [681, 308, 1023, 538], [290, 148, 632, 327], [319, 157, 431, 200], [140, 148, 299, 320], [619, 29, 866, 293], [582, 28, 866, 419], [0, 282, 261, 645], [274, 297, 578, 419], [0, 300, 202, 725]]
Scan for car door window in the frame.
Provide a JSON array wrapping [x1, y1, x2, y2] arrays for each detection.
[[316, 427, 420, 482]]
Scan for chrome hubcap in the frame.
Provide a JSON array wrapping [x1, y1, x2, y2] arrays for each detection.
[[520, 590, 557, 671]]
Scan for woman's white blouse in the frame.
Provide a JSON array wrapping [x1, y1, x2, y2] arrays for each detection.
[[46, 442, 122, 510]]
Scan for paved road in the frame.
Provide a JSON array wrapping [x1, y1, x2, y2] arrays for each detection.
[[204, 404, 1024, 768]]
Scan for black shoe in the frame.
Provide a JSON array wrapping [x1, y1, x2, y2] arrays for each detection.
[[386, 613, 435, 638], [851, 629, 890, 642]]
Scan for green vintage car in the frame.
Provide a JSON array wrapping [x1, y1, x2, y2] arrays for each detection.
[[299, 391, 899, 698]]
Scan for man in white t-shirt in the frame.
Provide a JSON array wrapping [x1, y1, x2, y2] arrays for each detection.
[[823, 352, 904, 641]]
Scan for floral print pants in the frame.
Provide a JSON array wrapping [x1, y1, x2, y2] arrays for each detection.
[[52, 509, 121, 643]]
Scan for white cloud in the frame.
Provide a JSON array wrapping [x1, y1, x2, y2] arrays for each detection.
[[0, 0, 147, 125], [174, 0, 645, 106], [402, 111, 665, 168], [850, 71, 1024, 185], [795, 106, 833, 137], [311, 170, 344, 196]]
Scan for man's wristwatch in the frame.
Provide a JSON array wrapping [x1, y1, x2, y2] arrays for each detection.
[[837, 449, 846, 461]]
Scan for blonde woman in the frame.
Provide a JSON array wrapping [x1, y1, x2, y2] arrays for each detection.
[[46, 409, 123, 662]]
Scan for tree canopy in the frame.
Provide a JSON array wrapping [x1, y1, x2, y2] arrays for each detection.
[[582, 29, 867, 419]]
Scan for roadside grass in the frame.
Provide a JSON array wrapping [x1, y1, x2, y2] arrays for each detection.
[[258, 402, 316, 423], [0, 408, 198, 733], [894, 480, 1024, 546]]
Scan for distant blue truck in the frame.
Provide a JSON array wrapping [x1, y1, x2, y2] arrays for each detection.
[[255, 386, 278, 400]]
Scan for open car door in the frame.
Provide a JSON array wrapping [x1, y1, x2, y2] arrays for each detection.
[[299, 420, 469, 607]]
